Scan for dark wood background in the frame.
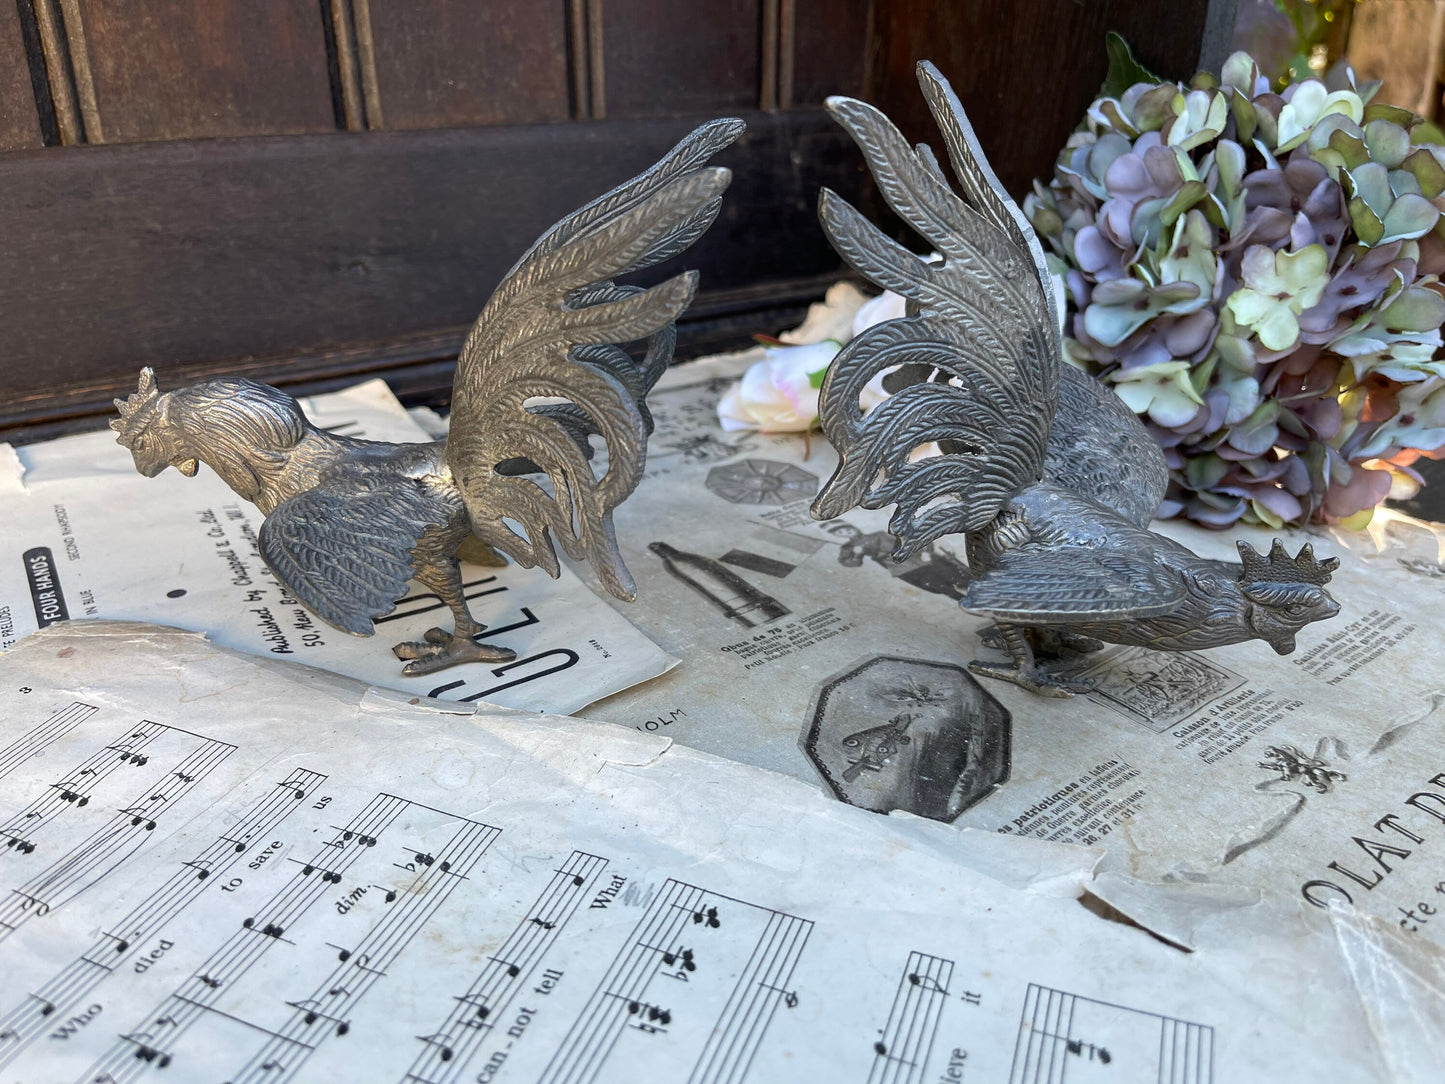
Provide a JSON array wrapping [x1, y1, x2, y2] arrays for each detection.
[[0, 0, 1213, 443]]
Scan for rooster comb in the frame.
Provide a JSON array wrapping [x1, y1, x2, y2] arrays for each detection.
[[109, 368, 162, 442], [1236, 539, 1339, 586]]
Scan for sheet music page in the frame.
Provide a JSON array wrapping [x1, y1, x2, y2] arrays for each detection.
[[0, 622, 1421, 1083], [571, 334, 1445, 954], [0, 381, 674, 715]]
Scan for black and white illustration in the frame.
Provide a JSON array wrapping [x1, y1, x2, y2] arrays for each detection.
[[648, 542, 790, 628], [705, 459, 819, 506], [1397, 556, 1445, 579], [663, 432, 756, 465], [1076, 647, 1246, 733], [822, 522, 972, 601], [801, 656, 1010, 821]]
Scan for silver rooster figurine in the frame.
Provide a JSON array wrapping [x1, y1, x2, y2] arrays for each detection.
[[810, 64, 1341, 698], [113, 119, 741, 675]]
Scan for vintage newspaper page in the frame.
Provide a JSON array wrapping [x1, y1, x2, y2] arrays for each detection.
[[575, 339, 1445, 954], [0, 381, 674, 715], [0, 622, 1428, 1083]]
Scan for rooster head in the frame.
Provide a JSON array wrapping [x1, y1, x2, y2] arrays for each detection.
[[1237, 539, 1341, 654], [110, 368, 199, 478]]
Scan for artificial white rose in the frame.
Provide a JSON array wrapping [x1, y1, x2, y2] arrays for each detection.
[[717, 340, 842, 432], [851, 290, 907, 336]]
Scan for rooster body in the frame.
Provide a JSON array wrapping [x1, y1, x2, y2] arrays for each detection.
[[113, 120, 741, 674], [810, 66, 1339, 697]]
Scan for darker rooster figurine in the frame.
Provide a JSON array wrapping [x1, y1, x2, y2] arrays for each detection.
[[809, 64, 1341, 697], [112, 119, 741, 675]]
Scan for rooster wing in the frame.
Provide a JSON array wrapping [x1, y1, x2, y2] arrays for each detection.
[[258, 461, 457, 636]]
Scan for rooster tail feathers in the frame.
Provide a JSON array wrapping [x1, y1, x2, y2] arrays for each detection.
[[812, 70, 1058, 547], [515, 118, 744, 273], [813, 317, 1050, 554], [447, 121, 738, 603], [914, 61, 1063, 334]]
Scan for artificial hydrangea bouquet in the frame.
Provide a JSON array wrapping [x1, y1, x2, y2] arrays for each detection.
[[1026, 48, 1445, 528]]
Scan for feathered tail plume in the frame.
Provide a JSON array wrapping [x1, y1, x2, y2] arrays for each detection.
[[811, 64, 1060, 557], [446, 119, 742, 600]]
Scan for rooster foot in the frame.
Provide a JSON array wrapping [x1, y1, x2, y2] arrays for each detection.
[[393, 627, 518, 676], [978, 626, 1103, 660], [967, 660, 1093, 699]]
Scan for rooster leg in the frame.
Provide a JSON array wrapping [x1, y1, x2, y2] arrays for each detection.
[[969, 622, 1093, 698], [977, 625, 1104, 660], [393, 558, 518, 675]]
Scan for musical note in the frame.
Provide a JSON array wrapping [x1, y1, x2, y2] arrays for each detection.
[[691, 906, 720, 928], [131, 1042, 171, 1067], [414, 852, 434, 866], [626, 1002, 672, 1026], [530, 917, 555, 930], [661, 948, 695, 972], [198, 975, 222, 989], [1066, 1039, 1112, 1063], [907, 971, 948, 995]]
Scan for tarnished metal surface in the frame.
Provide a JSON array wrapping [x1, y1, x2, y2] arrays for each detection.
[[810, 62, 1340, 697], [112, 119, 742, 674]]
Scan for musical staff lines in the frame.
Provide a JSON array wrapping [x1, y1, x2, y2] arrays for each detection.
[[0, 732, 235, 944], [540, 880, 811, 1084], [1, 721, 166, 858], [686, 908, 810, 1084], [0, 769, 323, 1069], [0, 701, 96, 779], [79, 792, 411, 1084], [402, 850, 609, 1084], [866, 952, 953, 1084], [1008, 984, 1214, 1084], [228, 815, 500, 1084]]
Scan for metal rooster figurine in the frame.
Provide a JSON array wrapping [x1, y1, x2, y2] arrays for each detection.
[[810, 64, 1341, 698], [112, 119, 741, 675]]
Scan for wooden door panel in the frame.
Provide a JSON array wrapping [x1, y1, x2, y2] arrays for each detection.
[[791, 0, 869, 107], [365, 0, 574, 128], [600, 0, 761, 117], [0, 110, 862, 439], [867, 0, 1212, 199], [71, 0, 337, 142], [0, 3, 43, 148]]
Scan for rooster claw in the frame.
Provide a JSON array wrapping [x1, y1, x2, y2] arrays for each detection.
[[394, 628, 518, 675], [978, 626, 1103, 659], [967, 660, 1093, 699]]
